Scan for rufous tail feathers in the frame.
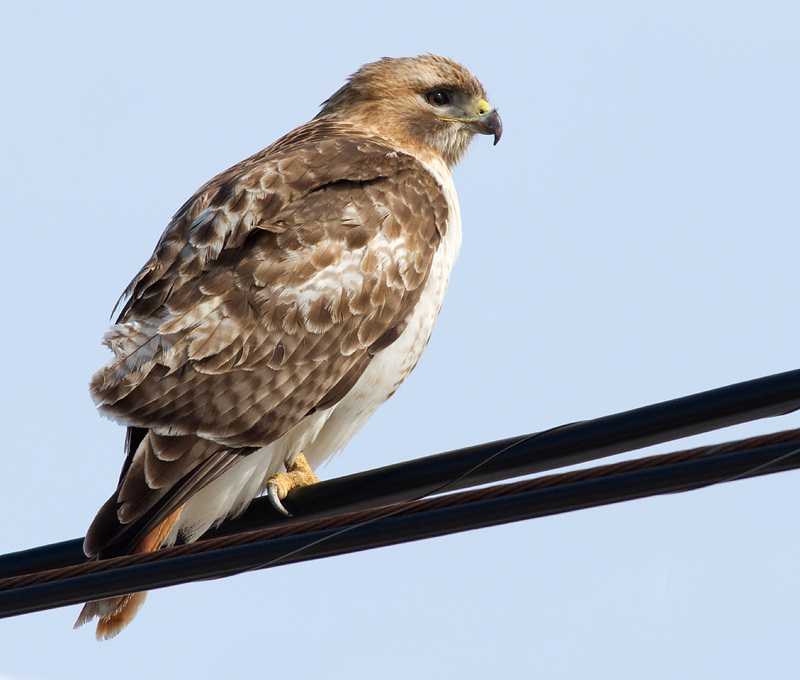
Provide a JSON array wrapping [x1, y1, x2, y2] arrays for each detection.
[[74, 506, 183, 640]]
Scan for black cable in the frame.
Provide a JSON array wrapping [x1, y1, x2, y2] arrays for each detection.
[[1, 437, 798, 619], [3, 366, 800, 580]]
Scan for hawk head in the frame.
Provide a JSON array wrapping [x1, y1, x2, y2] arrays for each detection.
[[318, 54, 502, 167]]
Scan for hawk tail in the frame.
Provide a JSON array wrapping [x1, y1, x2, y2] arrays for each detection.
[[74, 506, 183, 640]]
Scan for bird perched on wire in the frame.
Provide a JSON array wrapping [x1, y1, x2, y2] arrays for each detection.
[[74, 54, 502, 639]]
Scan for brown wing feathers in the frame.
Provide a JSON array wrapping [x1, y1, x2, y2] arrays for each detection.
[[85, 428, 255, 558], [85, 124, 448, 558]]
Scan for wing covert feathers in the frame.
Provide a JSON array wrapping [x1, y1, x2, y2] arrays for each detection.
[[93, 126, 447, 450], [84, 122, 448, 560]]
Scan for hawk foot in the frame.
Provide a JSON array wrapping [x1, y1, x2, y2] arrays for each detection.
[[266, 451, 319, 516]]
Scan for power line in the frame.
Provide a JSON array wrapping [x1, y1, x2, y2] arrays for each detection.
[[1, 368, 800, 618], [4, 366, 800, 581], [1, 428, 799, 618]]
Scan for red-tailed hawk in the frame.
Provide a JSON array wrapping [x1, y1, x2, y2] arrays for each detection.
[[75, 54, 501, 639]]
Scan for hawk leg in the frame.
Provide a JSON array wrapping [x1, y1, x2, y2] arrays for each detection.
[[266, 451, 319, 516]]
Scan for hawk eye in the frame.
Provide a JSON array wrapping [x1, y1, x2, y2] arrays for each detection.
[[426, 90, 450, 106]]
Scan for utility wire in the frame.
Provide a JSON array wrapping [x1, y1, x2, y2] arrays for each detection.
[[1, 428, 800, 619], [4, 366, 800, 581]]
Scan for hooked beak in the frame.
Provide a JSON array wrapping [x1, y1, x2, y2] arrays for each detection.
[[466, 108, 503, 145]]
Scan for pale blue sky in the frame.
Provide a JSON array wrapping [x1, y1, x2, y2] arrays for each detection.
[[2, 2, 800, 678]]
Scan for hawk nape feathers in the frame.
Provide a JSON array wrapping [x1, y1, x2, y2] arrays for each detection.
[[75, 54, 501, 639]]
